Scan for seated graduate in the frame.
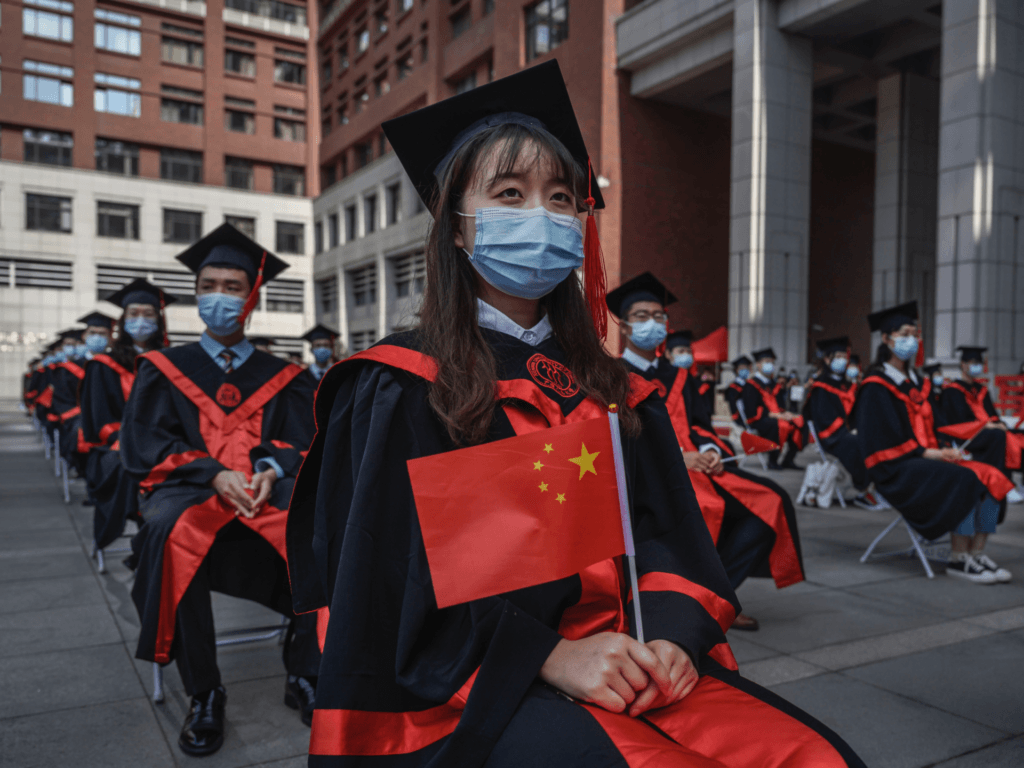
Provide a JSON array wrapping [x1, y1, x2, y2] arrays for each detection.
[[81, 281, 172, 550], [301, 323, 341, 382], [804, 337, 873, 500], [48, 329, 88, 461], [856, 301, 1012, 585], [740, 348, 807, 469], [23, 357, 42, 413], [846, 353, 862, 385], [250, 336, 275, 354], [119, 224, 321, 756], [611, 282, 804, 632], [286, 62, 864, 767], [725, 355, 751, 426]]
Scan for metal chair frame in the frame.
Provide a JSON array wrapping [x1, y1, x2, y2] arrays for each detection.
[[806, 421, 848, 509], [735, 401, 770, 471], [860, 515, 949, 579]]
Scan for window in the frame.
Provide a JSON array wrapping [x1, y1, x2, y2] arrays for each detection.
[[225, 49, 256, 76], [161, 25, 205, 67], [451, 7, 470, 38], [420, 37, 428, 63], [374, 74, 389, 97], [96, 138, 139, 175], [337, 102, 349, 125], [374, 7, 388, 35], [224, 215, 256, 239], [356, 28, 370, 54], [275, 221, 304, 253], [364, 194, 377, 235], [322, 57, 332, 84], [97, 264, 196, 305], [161, 85, 204, 125], [328, 213, 339, 247], [316, 275, 338, 314], [274, 59, 306, 84], [95, 9, 141, 55], [386, 183, 401, 226], [24, 129, 73, 167], [225, 35, 254, 48], [225, 157, 253, 189], [94, 72, 141, 117], [397, 51, 414, 80], [399, 0, 414, 12], [322, 114, 332, 137], [26, 194, 72, 233], [225, 97, 256, 133], [274, 113, 306, 142], [314, 220, 324, 253], [344, 205, 356, 241], [1, 257, 73, 289], [349, 330, 376, 352], [276, 45, 306, 61], [322, 162, 336, 187], [266, 279, 304, 312], [349, 263, 377, 306], [356, 142, 373, 169], [355, 89, 369, 114], [453, 71, 476, 95], [273, 165, 305, 196], [226, 0, 306, 24], [23, 60, 74, 107], [23, 0, 74, 43], [164, 21, 203, 38], [483, 0, 494, 14], [338, 43, 349, 70], [160, 148, 203, 183], [393, 252, 425, 298], [525, 0, 568, 61], [163, 208, 202, 243], [97, 201, 139, 239]]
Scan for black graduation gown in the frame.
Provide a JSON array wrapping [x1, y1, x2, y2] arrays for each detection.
[[939, 380, 1008, 474], [855, 369, 984, 539], [805, 373, 868, 489], [625, 357, 804, 589], [120, 343, 317, 664], [287, 331, 863, 768], [50, 361, 88, 470], [724, 380, 744, 425], [740, 376, 806, 450], [81, 354, 140, 549]]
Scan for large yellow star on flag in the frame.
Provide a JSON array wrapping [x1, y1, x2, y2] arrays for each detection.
[[569, 442, 600, 480]]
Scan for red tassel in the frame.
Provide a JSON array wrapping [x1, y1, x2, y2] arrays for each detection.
[[160, 293, 169, 348], [238, 251, 267, 326], [583, 158, 607, 341]]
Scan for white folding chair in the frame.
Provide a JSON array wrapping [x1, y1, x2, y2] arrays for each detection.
[[860, 515, 949, 579], [735, 401, 770, 471], [807, 421, 847, 509], [53, 430, 62, 477]]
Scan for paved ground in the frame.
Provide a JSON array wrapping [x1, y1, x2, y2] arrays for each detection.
[[1, 401, 1022, 767]]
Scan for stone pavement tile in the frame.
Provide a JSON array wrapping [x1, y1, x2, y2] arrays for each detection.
[[734, 575, 824, 603], [0, 527, 81, 552], [931, 736, 1024, 767], [770, 673, 1005, 768], [249, 757, 307, 768], [0, 493, 74, 532], [844, 630, 1024, 735], [740, 655, 826, 687], [725, 634, 779, 664], [963, 605, 1024, 631], [847, 572, 1024, 620], [0, 549, 94, 584], [801, 554, 920, 588], [0, 603, 122, 658], [135, 641, 296, 701], [0, 573, 106, 615], [0, 698, 175, 768], [0, 643, 144, 719], [151, 676, 310, 768]]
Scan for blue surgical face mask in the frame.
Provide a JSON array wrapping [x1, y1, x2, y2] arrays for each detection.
[[458, 206, 584, 299], [313, 346, 333, 365], [846, 366, 860, 380], [891, 335, 918, 361], [968, 362, 984, 377], [72, 344, 88, 358], [124, 317, 159, 343], [672, 352, 694, 369], [932, 374, 944, 386], [198, 292, 246, 336], [54, 350, 68, 363], [736, 369, 749, 381], [760, 361, 775, 377], [85, 335, 108, 353], [830, 357, 848, 375], [628, 318, 668, 351]]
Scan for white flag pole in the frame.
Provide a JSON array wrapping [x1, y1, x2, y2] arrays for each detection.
[[608, 406, 644, 644]]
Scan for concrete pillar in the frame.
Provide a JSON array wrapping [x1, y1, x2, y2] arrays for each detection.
[[728, 0, 813, 369], [872, 72, 940, 351], [934, 0, 1024, 373]]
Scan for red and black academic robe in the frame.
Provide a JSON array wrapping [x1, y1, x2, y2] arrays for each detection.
[[804, 373, 868, 489], [741, 376, 806, 450], [627, 357, 804, 589], [81, 354, 138, 549], [286, 330, 862, 768], [49, 361, 88, 470], [120, 343, 316, 664], [33, 365, 58, 430], [940, 380, 1021, 473], [855, 370, 1011, 540]]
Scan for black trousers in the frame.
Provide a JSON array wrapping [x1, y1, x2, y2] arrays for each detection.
[[716, 499, 775, 591]]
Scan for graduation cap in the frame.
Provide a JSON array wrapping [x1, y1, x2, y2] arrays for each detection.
[[302, 324, 339, 342], [922, 362, 943, 376], [867, 301, 918, 334], [815, 336, 850, 355], [752, 347, 776, 361], [665, 330, 693, 349], [956, 346, 987, 363], [105, 278, 178, 310], [605, 272, 677, 320], [77, 312, 116, 331], [732, 355, 752, 368], [849, 353, 861, 365], [382, 60, 609, 337], [249, 336, 275, 348]]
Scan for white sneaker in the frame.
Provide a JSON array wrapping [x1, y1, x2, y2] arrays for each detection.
[[973, 553, 1012, 583], [946, 555, 999, 584], [1006, 488, 1024, 504]]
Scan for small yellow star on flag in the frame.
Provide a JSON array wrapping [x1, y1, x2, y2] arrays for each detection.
[[538, 481, 548, 492], [533, 460, 544, 471], [556, 493, 566, 504], [543, 443, 554, 454], [568, 443, 600, 480]]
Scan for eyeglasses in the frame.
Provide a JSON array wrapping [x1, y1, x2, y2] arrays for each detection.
[[627, 311, 668, 323]]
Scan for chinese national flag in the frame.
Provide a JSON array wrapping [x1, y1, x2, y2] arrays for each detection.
[[407, 417, 625, 609], [937, 420, 987, 442], [740, 431, 780, 455]]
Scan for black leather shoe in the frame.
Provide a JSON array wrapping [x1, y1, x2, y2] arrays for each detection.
[[285, 676, 316, 726], [178, 686, 226, 756]]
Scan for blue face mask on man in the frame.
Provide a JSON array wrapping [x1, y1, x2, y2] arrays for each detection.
[[891, 335, 919, 361], [846, 366, 860, 380], [671, 352, 694, 369], [458, 206, 584, 300], [760, 361, 776, 377], [85, 335, 108, 354], [198, 292, 246, 336], [968, 362, 985, 378], [124, 317, 159, 343], [628, 319, 668, 351], [312, 347, 333, 365], [830, 357, 848, 375], [735, 369, 749, 381]]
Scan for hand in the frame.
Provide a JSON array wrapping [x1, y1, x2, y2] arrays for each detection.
[[703, 450, 724, 475], [683, 451, 711, 473], [247, 469, 277, 516], [986, 421, 1008, 431], [941, 447, 964, 462], [539, 632, 672, 714], [212, 470, 253, 516], [628, 639, 699, 717]]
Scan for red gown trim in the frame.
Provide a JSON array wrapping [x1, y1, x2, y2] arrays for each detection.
[[99, 422, 121, 444], [59, 405, 81, 423], [58, 361, 86, 379], [864, 439, 920, 468], [92, 353, 135, 400], [819, 416, 846, 439], [635, 571, 737, 633]]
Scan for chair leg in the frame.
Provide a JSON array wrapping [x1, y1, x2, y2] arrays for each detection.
[[43, 432, 51, 459], [62, 460, 71, 504], [905, 520, 936, 579], [54, 433, 61, 477], [758, 452, 769, 471], [96, 548, 106, 574], [153, 663, 165, 703], [861, 516, 902, 563]]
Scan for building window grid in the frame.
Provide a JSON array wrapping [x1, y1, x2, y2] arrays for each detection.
[[349, 329, 376, 352], [225, 157, 254, 190], [225, 49, 256, 76], [344, 204, 357, 241], [316, 275, 338, 315], [26, 194, 73, 233], [275, 221, 305, 253], [274, 118, 307, 142], [314, 220, 324, 253], [226, 109, 256, 134], [328, 213, 340, 248], [97, 201, 140, 239], [24, 129, 73, 167], [451, 6, 471, 39], [225, 0, 307, 26], [265, 279, 304, 312], [386, 183, 401, 226], [393, 251, 425, 298], [94, 72, 142, 117], [273, 165, 306, 196], [349, 263, 377, 307], [160, 148, 203, 183], [23, 60, 75, 107], [0, 257, 74, 290], [525, 0, 568, 61], [364, 195, 378, 235], [23, 0, 74, 43], [95, 9, 141, 55], [161, 34, 205, 67], [163, 208, 203, 243], [224, 215, 256, 239], [96, 138, 139, 175], [97, 264, 196, 304], [161, 86, 205, 125], [274, 59, 306, 85]]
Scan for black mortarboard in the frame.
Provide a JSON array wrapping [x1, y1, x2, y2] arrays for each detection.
[[383, 60, 603, 213], [752, 347, 776, 361], [77, 312, 116, 330], [867, 301, 918, 334], [666, 330, 693, 349], [105, 278, 178, 310], [605, 272, 677, 320], [922, 363, 943, 375], [59, 328, 82, 341], [249, 336, 275, 348], [849, 353, 861, 365], [175, 223, 288, 287], [816, 336, 850, 355], [956, 346, 987, 363], [302, 324, 339, 342], [732, 355, 752, 368]]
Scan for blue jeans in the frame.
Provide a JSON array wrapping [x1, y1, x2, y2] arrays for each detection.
[[954, 495, 1000, 536]]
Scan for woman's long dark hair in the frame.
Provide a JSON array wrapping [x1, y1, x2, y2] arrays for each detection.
[[107, 310, 166, 370], [419, 123, 639, 446]]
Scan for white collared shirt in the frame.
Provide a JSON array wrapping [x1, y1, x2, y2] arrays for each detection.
[[883, 361, 918, 386], [754, 372, 772, 385], [476, 298, 553, 347], [621, 346, 656, 371]]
